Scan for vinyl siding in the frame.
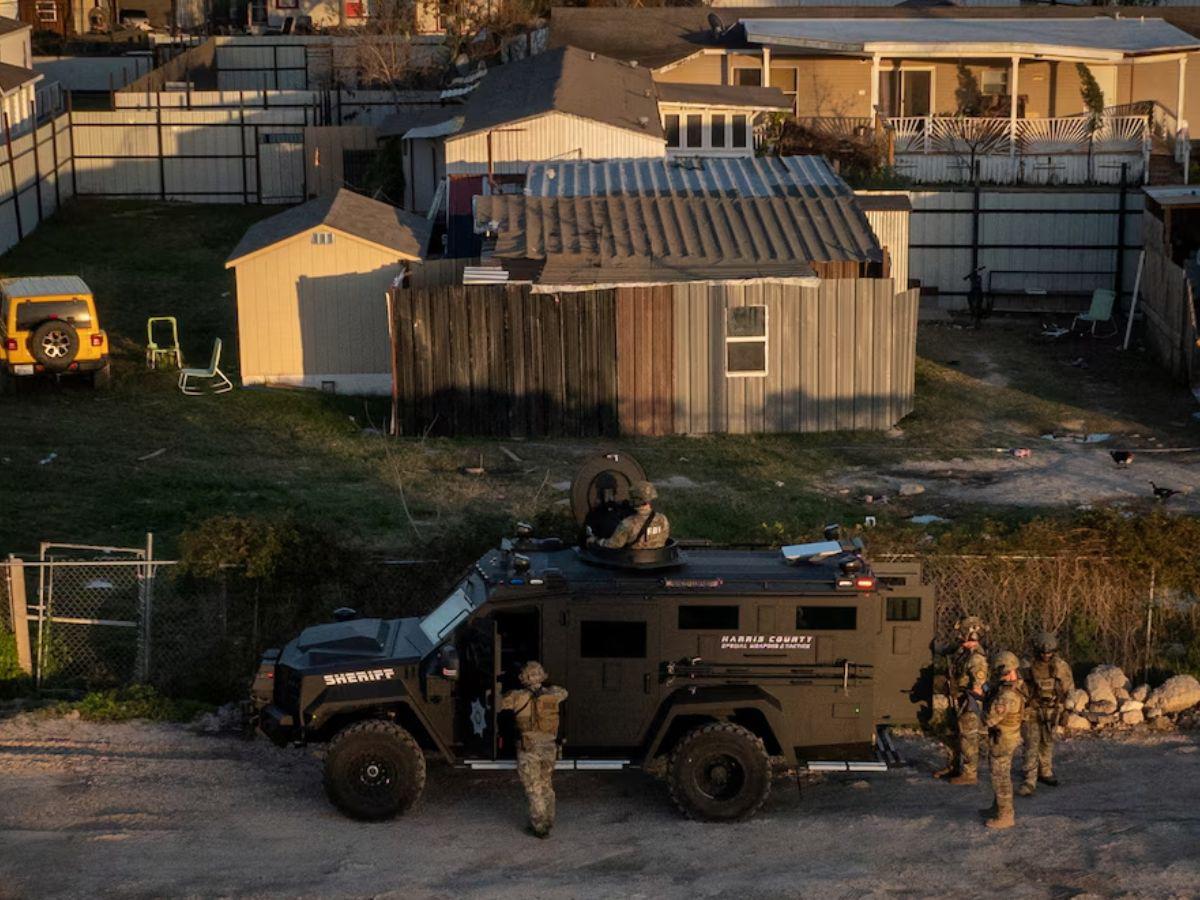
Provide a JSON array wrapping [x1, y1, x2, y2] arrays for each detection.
[[656, 52, 726, 85], [444, 111, 666, 176]]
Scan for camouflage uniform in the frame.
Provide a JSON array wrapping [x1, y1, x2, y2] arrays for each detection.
[[499, 661, 568, 838], [943, 625, 989, 784], [593, 481, 670, 550], [983, 651, 1027, 830], [1019, 634, 1074, 795]]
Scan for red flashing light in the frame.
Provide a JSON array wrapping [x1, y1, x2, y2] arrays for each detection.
[[854, 576, 876, 591]]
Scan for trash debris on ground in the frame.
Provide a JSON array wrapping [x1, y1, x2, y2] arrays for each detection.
[[499, 446, 524, 464], [1083, 433, 1111, 443], [1068, 357, 1089, 368], [774, 480, 785, 488], [863, 516, 877, 528], [909, 514, 950, 525], [1041, 324, 1070, 339], [1009, 448, 1032, 459], [38, 452, 57, 465], [898, 482, 925, 496], [137, 448, 167, 462]]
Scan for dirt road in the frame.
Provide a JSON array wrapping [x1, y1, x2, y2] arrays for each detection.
[[2, 715, 1198, 899]]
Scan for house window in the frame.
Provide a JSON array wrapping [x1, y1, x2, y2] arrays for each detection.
[[796, 606, 858, 631], [732, 67, 762, 87], [769, 66, 798, 113], [725, 304, 767, 377], [980, 68, 1008, 97], [580, 621, 647, 659], [731, 114, 748, 149], [678, 605, 740, 630], [711, 114, 726, 148], [275, 0, 299, 8], [685, 114, 702, 148], [312, 232, 334, 245], [36, 0, 58, 21], [665, 114, 680, 149], [886, 596, 922, 622]]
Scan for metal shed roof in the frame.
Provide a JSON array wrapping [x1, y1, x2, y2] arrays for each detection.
[[0, 275, 92, 298], [475, 193, 880, 285], [524, 155, 856, 199], [741, 16, 1200, 59]]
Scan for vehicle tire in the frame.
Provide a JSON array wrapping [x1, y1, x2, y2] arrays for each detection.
[[323, 719, 426, 821], [91, 361, 112, 390], [30, 320, 79, 371], [668, 722, 771, 822]]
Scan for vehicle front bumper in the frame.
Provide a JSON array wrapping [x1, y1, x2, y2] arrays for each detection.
[[257, 704, 297, 746]]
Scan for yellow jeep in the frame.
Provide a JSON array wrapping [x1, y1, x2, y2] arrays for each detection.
[[0, 276, 110, 391]]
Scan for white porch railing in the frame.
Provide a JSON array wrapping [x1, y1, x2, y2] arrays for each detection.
[[887, 115, 1149, 157]]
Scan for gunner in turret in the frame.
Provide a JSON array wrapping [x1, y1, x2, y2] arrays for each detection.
[[589, 481, 670, 550]]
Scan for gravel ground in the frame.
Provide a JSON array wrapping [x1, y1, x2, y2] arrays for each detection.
[[2, 715, 1199, 899]]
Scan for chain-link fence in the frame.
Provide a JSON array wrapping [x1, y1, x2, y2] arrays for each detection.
[[3, 550, 1198, 699]]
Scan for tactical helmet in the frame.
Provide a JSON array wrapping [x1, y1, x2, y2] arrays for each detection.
[[519, 660, 547, 687], [629, 480, 658, 505], [1031, 631, 1058, 654], [991, 650, 1020, 677], [955, 615, 986, 641]]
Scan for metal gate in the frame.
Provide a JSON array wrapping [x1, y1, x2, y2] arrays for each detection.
[[33, 540, 156, 688]]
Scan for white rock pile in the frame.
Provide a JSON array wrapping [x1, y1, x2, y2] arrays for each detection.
[[1065, 667, 1200, 733]]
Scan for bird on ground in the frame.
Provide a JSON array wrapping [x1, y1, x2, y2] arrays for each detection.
[[1150, 481, 1180, 502], [1110, 451, 1134, 466]]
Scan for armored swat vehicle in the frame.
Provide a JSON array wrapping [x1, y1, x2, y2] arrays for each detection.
[[252, 454, 934, 822]]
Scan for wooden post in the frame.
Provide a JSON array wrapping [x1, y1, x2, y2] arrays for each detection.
[[254, 124, 262, 203], [67, 91, 77, 200], [870, 54, 881, 128], [3, 113, 23, 241], [761, 46, 771, 88], [155, 105, 166, 200], [29, 102, 42, 225], [239, 94, 248, 204], [5, 556, 32, 676], [49, 112, 60, 211]]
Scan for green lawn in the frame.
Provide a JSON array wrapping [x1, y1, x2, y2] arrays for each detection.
[[0, 200, 1196, 560]]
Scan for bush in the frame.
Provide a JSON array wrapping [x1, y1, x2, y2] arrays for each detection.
[[55, 684, 211, 723]]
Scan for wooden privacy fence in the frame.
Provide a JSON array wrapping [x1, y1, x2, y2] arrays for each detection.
[[389, 280, 919, 437], [0, 114, 74, 256], [390, 286, 618, 437], [1140, 214, 1200, 388]]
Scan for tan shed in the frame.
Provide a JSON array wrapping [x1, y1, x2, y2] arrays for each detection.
[[225, 189, 431, 395]]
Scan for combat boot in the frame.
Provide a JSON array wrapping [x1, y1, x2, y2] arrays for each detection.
[[1017, 782, 1036, 797], [932, 765, 956, 779], [948, 772, 978, 785], [1038, 775, 1059, 787], [985, 811, 1015, 830]]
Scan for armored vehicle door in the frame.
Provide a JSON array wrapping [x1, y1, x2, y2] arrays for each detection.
[[457, 617, 501, 759], [871, 562, 935, 725], [564, 601, 661, 753]]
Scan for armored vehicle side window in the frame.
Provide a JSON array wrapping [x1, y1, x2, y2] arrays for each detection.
[[580, 620, 646, 659], [678, 605, 739, 630], [796, 605, 857, 630], [886, 596, 921, 622]]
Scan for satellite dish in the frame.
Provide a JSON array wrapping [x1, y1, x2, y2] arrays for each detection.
[[707, 13, 727, 43]]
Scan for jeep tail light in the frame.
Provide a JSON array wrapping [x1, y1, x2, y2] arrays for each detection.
[[4, 338, 14, 351], [854, 576, 876, 591], [90, 333, 104, 347]]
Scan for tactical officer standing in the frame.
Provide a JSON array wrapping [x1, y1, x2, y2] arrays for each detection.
[[982, 650, 1026, 830], [936, 615, 989, 785], [589, 481, 670, 550], [499, 661, 568, 838], [1018, 631, 1074, 797]]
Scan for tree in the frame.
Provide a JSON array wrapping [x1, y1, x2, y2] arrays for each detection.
[[1077, 63, 1106, 182], [955, 63, 984, 117]]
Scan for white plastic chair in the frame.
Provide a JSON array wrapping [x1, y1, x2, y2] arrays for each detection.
[[178, 338, 233, 395]]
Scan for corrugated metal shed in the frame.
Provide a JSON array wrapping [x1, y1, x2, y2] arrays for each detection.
[[475, 193, 881, 284], [524, 155, 854, 199], [0, 275, 92, 297]]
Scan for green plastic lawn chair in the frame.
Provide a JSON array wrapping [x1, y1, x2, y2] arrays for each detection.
[[178, 338, 233, 395], [1072, 289, 1118, 337], [146, 316, 183, 369]]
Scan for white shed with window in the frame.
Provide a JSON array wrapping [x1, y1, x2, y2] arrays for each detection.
[[225, 189, 431, 395]]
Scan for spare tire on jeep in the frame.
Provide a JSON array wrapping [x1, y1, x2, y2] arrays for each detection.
[[323, 720, 426, 821], [30, 319, 79, 371], [668, 723, 771, 822]]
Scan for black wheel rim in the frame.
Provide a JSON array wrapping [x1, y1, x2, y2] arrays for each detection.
[[695, 751, 747, 803], [347, 752, 397, 803]]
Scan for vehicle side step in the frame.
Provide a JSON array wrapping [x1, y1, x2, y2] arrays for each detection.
[[463, 759, 631, 771], [804, 760, 890, 773]]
